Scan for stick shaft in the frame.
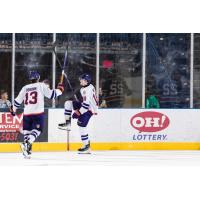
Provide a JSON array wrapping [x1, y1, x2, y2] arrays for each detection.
[[52, 43, 77, 100], [60, 71, 64, 84]]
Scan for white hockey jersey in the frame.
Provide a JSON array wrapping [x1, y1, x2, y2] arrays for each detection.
[[14, 82, 62, 115], [79, 84, 98, 114]]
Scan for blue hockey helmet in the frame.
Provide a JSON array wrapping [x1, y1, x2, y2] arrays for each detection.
[[79, 73, 92, 83], [29, 71, 40, 80]]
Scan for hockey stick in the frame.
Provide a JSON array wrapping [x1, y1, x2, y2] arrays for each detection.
[[60, 50, 68, 84], [63, 72, 78, 101], [52, 42, 78, 101], [52, 42, 63, 68], [53, 42, 80, 151], [52, 42, 67, 84]]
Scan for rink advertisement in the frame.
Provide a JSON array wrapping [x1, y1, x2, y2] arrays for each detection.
[[0, 112, 23, 142], [130, 111, 170, 141], [0, 109, 48, 143], [48, 109, 200, 145]]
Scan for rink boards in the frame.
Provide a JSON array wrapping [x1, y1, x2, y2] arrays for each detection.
[[1, 109, 200, 151]]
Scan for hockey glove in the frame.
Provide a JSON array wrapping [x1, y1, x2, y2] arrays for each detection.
[[57, 83, 64, 93], [9, 105, 16, 116], [72, 110, 81, 119]]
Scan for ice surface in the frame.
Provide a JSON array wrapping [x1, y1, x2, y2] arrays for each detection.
[[0, 151, 200, 166]]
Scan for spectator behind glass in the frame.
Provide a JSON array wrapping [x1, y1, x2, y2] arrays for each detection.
[[102, 68, 132, 108], [0, 90, 11, 108], [99, 87, 107, 108], [146, 95, 160, 108]]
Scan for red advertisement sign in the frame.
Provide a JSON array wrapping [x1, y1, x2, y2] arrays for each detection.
[[130, 111, 170, 132], [0, 112, 23, 142]]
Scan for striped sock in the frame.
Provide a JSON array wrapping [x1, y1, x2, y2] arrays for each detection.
[[79, 126, 90, 146], [23, 130, 31, 142], [28, 129, 41, 143]]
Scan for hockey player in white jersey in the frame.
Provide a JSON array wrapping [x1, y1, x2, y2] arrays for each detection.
[[58, 73, 98, 154], [10, 71, 64, 158]]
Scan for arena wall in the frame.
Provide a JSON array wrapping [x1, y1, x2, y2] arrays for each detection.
[[1, 109, 200, 152]]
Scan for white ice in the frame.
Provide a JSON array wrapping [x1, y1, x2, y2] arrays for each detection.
[[0, 150, 200, 166]]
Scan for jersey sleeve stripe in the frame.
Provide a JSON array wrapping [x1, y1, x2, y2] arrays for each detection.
[[14, 100, 20, 106], [82, 103, 89, 108], [14, 103, 20, 108], [82, 105, 89, 109], [82, 102, 89, 106], [55, 91, 57, 99], [50, 90, 55, 99]]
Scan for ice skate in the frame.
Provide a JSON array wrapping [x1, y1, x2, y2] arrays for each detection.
[[78, 143, 91, 154], [27, 142, 32, 155], [20, 141, 31, 159], [58, 120, 71, 131]]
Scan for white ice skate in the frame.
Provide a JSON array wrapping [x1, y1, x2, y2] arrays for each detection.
[[20, 142, 31, 159], [58, 121, 71, 131]]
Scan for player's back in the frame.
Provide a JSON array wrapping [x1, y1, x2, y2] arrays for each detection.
[[16, 82, 47, 115]]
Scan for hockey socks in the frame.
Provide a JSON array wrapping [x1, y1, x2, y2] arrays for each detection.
[[79, 126, 90, 146], [23, 129, 41, 144]]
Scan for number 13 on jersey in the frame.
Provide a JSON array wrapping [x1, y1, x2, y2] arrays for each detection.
[[25, 91, 38, 105]]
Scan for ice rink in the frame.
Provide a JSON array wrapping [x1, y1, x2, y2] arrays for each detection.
[[0, 150, 200, 166]]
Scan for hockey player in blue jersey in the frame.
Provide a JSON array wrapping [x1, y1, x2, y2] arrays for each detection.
[[10, 71, 64, 158], [58, 73, 98, 154]]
